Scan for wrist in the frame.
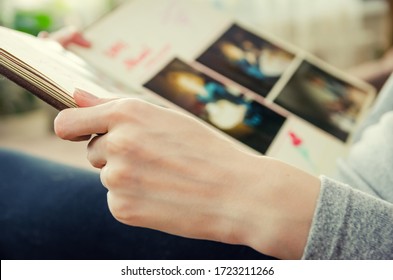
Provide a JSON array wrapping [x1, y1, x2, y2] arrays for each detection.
[[230, 156, 321, 259]]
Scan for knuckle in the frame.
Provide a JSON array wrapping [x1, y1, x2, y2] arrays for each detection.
[[105, 130, 149, 161], [107, 192, 143, 225], [108, 99, 148, 122], [101, 164, 134, 190], [105, 132, 127, 154], [122, 98, 147, 114]]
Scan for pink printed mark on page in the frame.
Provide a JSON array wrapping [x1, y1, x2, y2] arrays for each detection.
[[288, 131, 318, 173], [289, 131, 302, 147], [123, 46, 152, 70], [104, 41, 129, 58]]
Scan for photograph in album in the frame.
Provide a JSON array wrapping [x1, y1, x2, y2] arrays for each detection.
[[273, 60, 371, 142], [144, 58, 286, 154], [197, 24, 295, 98]]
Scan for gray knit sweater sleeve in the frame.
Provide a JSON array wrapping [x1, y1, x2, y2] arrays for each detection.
[[302, 176, 393, 259], [302, 76, 393, 259]]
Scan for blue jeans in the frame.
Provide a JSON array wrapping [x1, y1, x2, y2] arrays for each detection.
[[0, 148, 271, 260]]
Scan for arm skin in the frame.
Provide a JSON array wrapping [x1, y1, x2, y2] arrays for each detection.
[[54, 89, 321, 260]]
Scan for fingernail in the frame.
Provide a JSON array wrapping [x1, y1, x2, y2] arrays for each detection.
[[74, 88, 98, 99]]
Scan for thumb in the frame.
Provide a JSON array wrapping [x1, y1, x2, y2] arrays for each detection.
[[73, 88, 111, 107]]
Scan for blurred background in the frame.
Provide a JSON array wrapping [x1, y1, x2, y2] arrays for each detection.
[[1, 0, 393, 168]]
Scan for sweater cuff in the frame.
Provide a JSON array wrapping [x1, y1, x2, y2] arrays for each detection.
[[302, 175, 393, 259], [301, 175, 350, 259]]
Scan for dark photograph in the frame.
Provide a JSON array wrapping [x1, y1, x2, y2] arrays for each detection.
[[274, 61, 369, 141], [144, 58, 287, 154], [197, 24, 295, 98]]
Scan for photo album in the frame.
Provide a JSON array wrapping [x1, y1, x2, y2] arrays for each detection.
[[0, 0, 376, 176]]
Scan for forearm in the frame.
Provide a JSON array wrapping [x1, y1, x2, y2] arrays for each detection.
[[236, 154, 393, 259]]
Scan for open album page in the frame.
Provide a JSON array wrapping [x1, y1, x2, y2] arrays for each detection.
[[67, 0, 375, 175], [0, 26, 145, 109]]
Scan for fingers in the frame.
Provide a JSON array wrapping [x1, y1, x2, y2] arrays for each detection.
[[73, 89, 104, 107], [54, 105, 109, 140], [87, 134, 107, 168], [55, 88, 154, 142], [69, 135, 92, 142], [73, 89, 118, 107], [54, 89, 117, 140]]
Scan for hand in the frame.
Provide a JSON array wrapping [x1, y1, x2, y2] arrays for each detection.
[[55, 89, 259, 243], [54, 89, 321, 259], [38, 26, 91, 48]]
